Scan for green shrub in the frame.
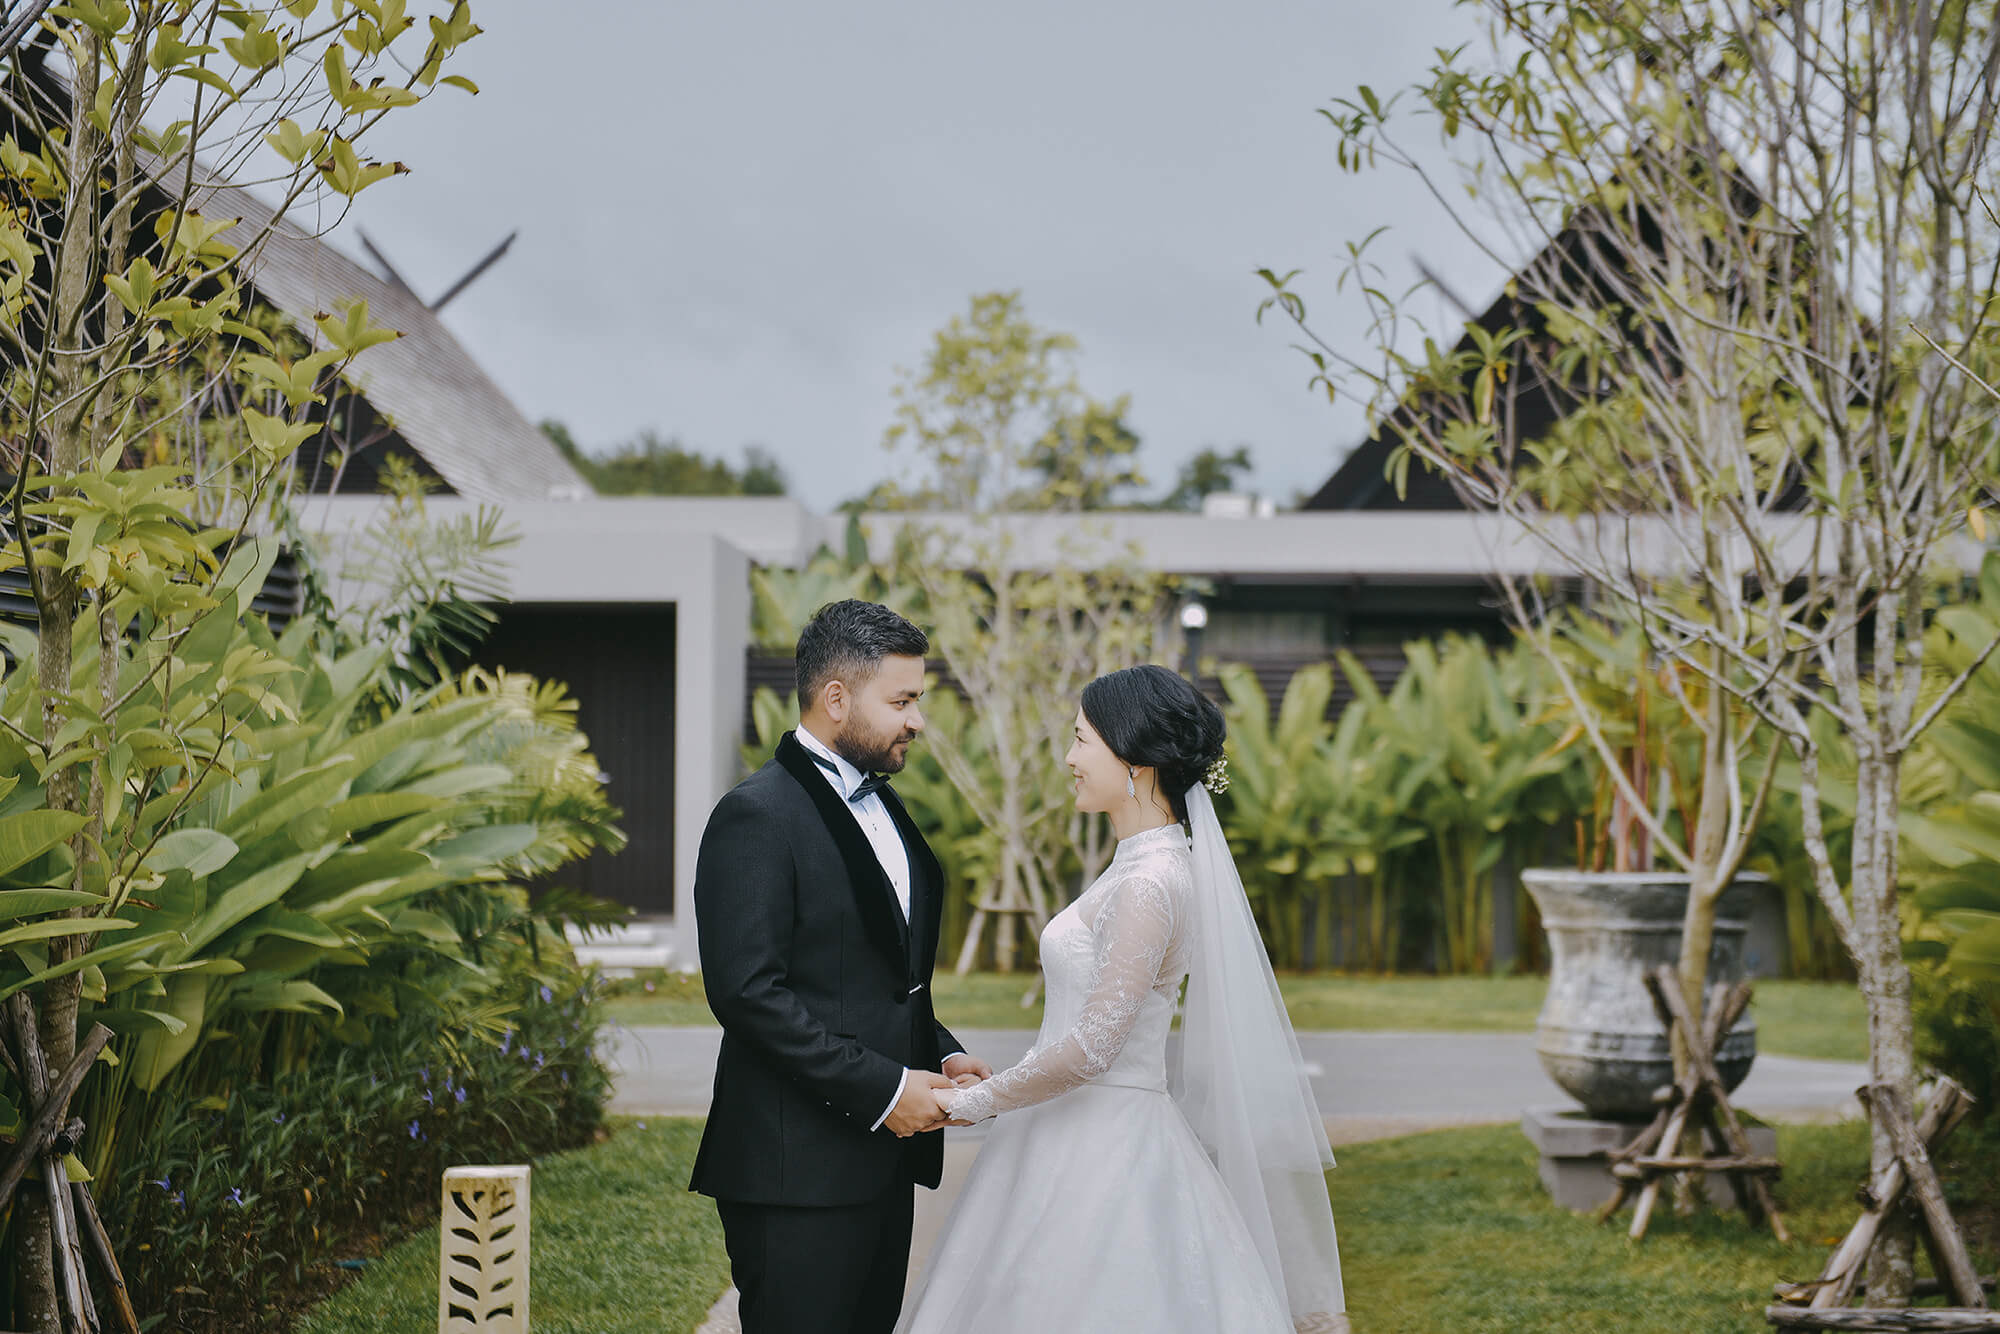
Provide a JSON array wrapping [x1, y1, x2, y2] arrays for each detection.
[[1912, 962, 2000, 1119], [105, 957, 609, 1328]]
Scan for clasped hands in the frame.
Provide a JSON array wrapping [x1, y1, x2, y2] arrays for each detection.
[[883, 1053, 992, 1137]]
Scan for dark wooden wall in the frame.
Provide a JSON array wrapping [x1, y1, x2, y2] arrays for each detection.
[[480, 605, 677, 916]]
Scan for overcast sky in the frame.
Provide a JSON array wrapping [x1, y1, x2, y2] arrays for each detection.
[[325, 1, 1502, 510]]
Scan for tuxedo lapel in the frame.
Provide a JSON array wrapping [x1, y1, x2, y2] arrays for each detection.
[[774, 732, 909, 968]]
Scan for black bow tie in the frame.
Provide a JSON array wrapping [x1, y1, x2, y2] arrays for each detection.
[[808, 750, 891, 802]]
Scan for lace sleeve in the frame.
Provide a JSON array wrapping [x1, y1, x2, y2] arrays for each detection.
[[948, 868, 1178, 1123]]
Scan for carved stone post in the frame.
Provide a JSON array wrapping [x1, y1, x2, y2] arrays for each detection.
[[439, 1165, 530, 1334]]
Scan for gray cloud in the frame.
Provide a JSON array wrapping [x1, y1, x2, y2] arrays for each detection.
[[333, 0, 1501, 508]]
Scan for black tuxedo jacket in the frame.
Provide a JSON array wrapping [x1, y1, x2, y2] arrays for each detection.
[[689, 731, 962, 1206]]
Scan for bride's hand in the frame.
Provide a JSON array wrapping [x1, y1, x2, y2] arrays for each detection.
[[932, 1088, 972, 1128]]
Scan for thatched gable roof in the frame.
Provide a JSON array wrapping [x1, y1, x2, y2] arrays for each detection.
[[214, 178, 588, 502]]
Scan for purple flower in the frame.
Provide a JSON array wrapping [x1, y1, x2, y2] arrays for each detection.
[[539, 985, 553, 1003], [422, 1089, 433, 1106], [532, 1053, 545, 1070], [454, 1086, 466, 1105], [171, 1191, 185, 1209], [150, 1177, 172, 1193], [419, 1066, 430, 1083], [272, 1112, 285, 1124], [226, 1187, 245, 1207], [636, 1121, 646, 1130], [407, 1120, 421, 1139]]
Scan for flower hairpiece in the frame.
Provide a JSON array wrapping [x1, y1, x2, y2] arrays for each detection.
[[1202, 755, 1230, 795]]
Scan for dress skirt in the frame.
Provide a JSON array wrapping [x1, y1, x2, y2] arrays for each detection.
[[895, 1082, 1296, 1334]]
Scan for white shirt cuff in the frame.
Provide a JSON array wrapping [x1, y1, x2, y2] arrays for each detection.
[[943, 1051, 966, 1063], [870, 1067, 911, 1132]]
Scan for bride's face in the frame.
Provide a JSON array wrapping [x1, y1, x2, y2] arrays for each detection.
[[1064, 710, 1124, 813]]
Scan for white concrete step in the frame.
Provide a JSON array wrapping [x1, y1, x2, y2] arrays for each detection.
[[573, 944, 680, 973], [565, 921, 680, 976], [565, 921, 669, 947]]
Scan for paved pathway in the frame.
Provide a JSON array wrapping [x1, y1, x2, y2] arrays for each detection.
[[616, 1024, 1870, 1334], [607, 1024, 1869, 1129]]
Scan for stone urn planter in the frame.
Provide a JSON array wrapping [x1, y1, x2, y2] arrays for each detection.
[[1521, 869, 1763, 1121]]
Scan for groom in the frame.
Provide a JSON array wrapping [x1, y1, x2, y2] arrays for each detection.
[[690, 600, 991, 1334]]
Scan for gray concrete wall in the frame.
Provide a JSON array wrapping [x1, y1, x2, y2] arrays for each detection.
[[301, 496, 756, 965]]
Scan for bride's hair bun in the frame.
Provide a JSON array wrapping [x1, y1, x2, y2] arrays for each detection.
[[1079, 664, 1227, 821]]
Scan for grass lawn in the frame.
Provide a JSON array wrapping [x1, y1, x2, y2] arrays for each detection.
[[296, 1114, 1996, 1333], [603, 972, 1869, 1062], [1336, 1120, 1997, 1333], [294, 1118, 728, 1334]]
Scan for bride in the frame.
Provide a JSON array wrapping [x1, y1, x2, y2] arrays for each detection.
[[896, 665, 1349, 1334]]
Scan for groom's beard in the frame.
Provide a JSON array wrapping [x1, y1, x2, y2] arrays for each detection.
[[834, 719, 917, 774]]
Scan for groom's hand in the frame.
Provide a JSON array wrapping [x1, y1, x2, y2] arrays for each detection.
[[884, 1071, 957, 1137], [941, 1053, 993, 1086]]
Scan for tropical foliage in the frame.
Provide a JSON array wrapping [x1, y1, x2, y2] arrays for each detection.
[[1898, 553, 2000, 1116], [0, 2, 495, 1318], [741, 625, 1870, 980], [1217, 638, 1577, 974], [0, 556, 624, 1323]]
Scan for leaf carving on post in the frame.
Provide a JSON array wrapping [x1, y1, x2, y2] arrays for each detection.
[[439, 1169, 529, 1333]]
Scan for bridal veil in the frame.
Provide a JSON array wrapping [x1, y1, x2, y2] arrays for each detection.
[[1176, 784, 1346, 1328]]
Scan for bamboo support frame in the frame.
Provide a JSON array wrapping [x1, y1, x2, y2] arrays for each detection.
[[2, 994, 140, 1333], [1766, 1077, 1996, 1331], [1593, 968, 1788, 1243]]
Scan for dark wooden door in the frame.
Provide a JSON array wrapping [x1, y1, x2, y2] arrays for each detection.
[[478, 605, 676, 916]]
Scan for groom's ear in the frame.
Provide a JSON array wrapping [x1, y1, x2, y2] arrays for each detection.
[[819, 678, 848, 722]]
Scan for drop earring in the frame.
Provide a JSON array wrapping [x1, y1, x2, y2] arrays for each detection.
[[1126, 768, 1137, 800]]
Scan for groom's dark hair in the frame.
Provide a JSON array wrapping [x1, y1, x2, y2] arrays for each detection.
[[795, 600, 929, 711]]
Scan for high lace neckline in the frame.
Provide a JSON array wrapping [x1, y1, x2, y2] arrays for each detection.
[[1113, 822, 1188, 861]]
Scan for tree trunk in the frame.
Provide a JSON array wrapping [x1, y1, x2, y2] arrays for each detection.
[[1675, 675, 1736, 1075], [1300, 886, 1319, 972], [1855, 743, 1921, 1306], [19, 31, 102, 1329]]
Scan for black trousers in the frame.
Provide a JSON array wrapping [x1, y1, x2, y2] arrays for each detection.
[[716, 1184, 917, 1334]]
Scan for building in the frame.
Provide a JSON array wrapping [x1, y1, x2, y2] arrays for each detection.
[[305, 492, 1616, 966]]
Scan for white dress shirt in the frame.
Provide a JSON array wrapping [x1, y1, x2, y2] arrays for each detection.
[[795, 725, 960, 1131], [796, 725, 911, 921]]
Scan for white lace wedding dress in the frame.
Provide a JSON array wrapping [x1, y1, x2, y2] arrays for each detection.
[[895, 824, 1344, 1334]]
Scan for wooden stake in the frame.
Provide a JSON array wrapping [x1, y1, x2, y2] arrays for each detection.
[[1597, 969, 1788, 1242], [1864, 1085, 1987, 1310], [7, 996, 96, 1333], [1804, 1080, 1972, 1311], [72, 1180, 139, 1334], [1765, 1308, 2000, 1330], [0, 1005, 112, 1217], [1647, 968, 1788, 1240]]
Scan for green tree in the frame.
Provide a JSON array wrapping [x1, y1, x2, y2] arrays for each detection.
[[1263, 0, 2000, 1295], [856, 291, 1143, 514], [1156, 445, 1253, 512], [874, 293, 1181, 970], [538, 421, 786, 496], [0, 3, 480, 1322], [1026, 398, 1145, 510]]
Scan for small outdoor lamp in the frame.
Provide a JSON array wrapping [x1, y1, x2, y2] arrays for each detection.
[[1179, 600, 1208, 677]]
